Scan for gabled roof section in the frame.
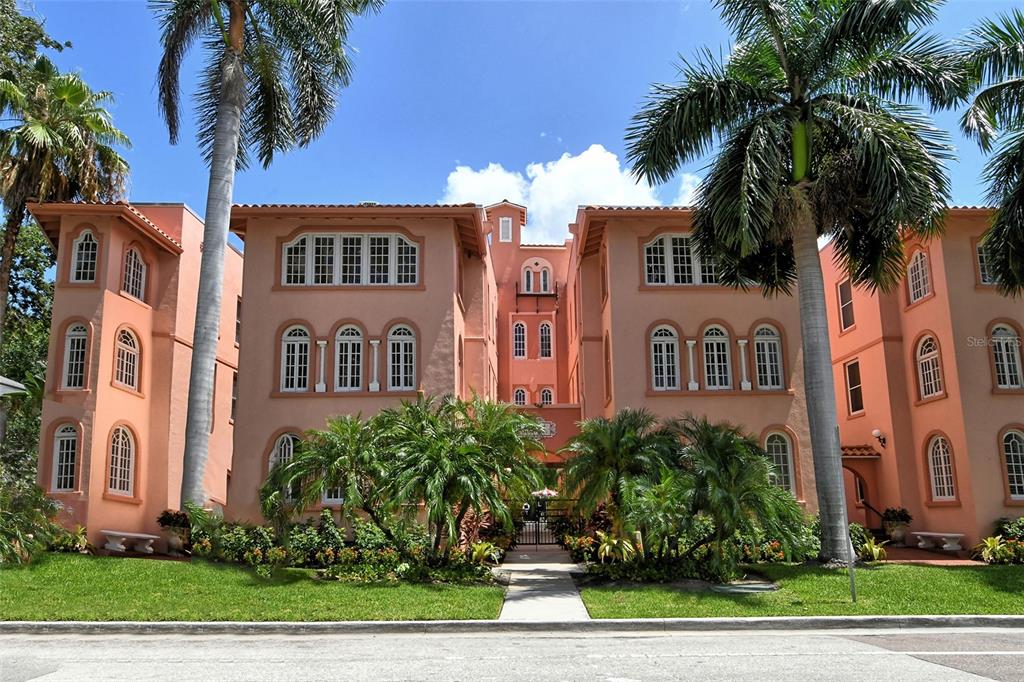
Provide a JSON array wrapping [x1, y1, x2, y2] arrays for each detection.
[[573, 205, 694, 258], [483, 200, 527, 225], [27, 201, 183, 254]]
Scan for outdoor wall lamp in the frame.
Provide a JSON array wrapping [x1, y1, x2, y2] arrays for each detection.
[[871, 429, 887, 448]]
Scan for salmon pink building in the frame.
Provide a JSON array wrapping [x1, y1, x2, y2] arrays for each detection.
[[31, 199, 1021, 548]]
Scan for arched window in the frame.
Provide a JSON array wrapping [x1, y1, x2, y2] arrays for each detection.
[[108, 426, 135, 496], [1004, 430, 1024, 500], [271, 433, 301, 501], [916, 335, 943, 398], [114, 329, 140, 390], [283, 236, 308, 284], [539, 322, 552, 358], [540, 387, 553, 405], [764, 432, 794, 494], [52, 424, 77, 492], [71, 230, 98, 282], [992, 325, 1023, 389], [702, 326, 731, 390], [977, 242, 995, 285], [540, 268, 550, 293], [280, 326, 310, 392], [335, 325, 363, 391], [122, 248, 146, 301], [513, 388, 527, 406], [650, 326, 680, 391], [524, 269, 534, 293], [907, 250, 931, 303], [754, 325, 783, 390], [387, 325, 416, 391], [927, 435, 956, 501], [62, 324, 88, 389], [513, 322, 527, 359]]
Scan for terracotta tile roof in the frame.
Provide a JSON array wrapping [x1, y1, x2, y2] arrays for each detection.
[[580, 205, 693, 211], [841, 444, 882, 458], [232, 203, 479, 209], [27, 200, 182, 251]]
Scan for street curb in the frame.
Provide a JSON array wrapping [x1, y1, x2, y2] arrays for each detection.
[[2, 615, 1024, 635]]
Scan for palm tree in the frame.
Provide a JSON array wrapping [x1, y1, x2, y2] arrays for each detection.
[[625, 0, 964, 561], [151, 0, 384, 506], [0, 56, 129, 348], [560, 408, 678, 535], [960, 9, 1024, 295]]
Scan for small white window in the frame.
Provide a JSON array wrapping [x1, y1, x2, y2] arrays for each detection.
[[368, 235, 390, 284], [388, 325, 416, 391], [52, 424, 77, 492], [765, 432, 795, 494], [702, 326, 731, 389], [540, 387, 553, 405], [235, 299, 242, 344], [340, 235, 364, 284], [335, 325, 363, 391], [524, 269, 534, 293], [499, 217, 512, 242], [754, 326, 783, 390], [916, 336, 943, 398], [284, 236, 308, 285], [650, 326, 680, 391], [70, 230, 98, 283], [122, 248, 146, 301], [646, 233, 718, 285], [541, 268, 550, 293], [539, 322, 552, 359], [396, 236, 418, 285], [907, 250, 932, 303], [62, 324, 88, 389], [114, 329, 140, 390], [312, 235, 336, 285], [513, 388, 527, 406], [231, 371, 238, 421], [928, 435, 956, 501], [977, 242, 995, 285], [845, 360, 864, 413], [644, 237, 667, 285], [838, 280, 855, 330], [280, 326, 310, 392], [1004, 430, 1024, 499], [992, 325, 1023, 389], [108, 426, 135, 497], [271, 433, 301, 501], [513, 322, 527, 359]]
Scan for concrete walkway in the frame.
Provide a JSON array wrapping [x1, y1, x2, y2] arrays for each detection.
[[497, 547, 590, 621]]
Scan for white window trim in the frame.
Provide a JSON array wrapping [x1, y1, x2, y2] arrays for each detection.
[[1004, 430, 1024, 500], [114, 329, 140, 391], [108, 426, 135, 497], [387, 325, 416, 391], [61, 324, 88, 390], [845, 360, 864, 413], [513, 322, 527, 359], [280, 326, 311, 392], [70, 230, 98, 283], [499, 217, 512, 242], [927, 436, 956, 501], [838, 279, 855, 331], [650, 326, 681, 392], [916, 336, 943, 398], [764, 432, 795, 495], [524, 269, 533, 293], [334, 325, 363, 392], [992, 326, 1023, 389], [52, 424, 77, 492], [122, 248, 147, 301], [907, 250, 932, 303], [539, 322, 553, 359], [281, 233, 419, 287], [540, 387, 554, 405], [513, 387, 527, 406], [271, 434, 300, 502], [540, 268, 550, 293], [644, 233, 719, 286], [754, 326, 784, 390], [702, 326, 732, 390], [977, 242, 995, 285]]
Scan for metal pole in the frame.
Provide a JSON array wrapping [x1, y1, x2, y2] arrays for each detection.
[[836, 426, 857, 602]]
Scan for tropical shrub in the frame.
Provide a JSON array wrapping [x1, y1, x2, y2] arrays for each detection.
[[563, 535, 596, 563], [0, 478, 59, 565], [596, 531, 636, 563], [470, 541, 502, 565], [975, 535, 1024, 565], [860, 537, 889, 562], [994, 516, 1024, 542], [49, 524, 90, 554]]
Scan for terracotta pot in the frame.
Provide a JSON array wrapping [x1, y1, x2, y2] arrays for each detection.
[[886, 523, 908, 546], [163, 527, 188, 556]]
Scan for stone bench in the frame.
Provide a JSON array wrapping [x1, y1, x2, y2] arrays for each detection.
[[914, 531, 965, 551], [100, 530, 161, 554]]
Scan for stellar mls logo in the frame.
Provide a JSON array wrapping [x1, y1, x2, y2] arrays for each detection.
[[967, 335, 1022, 348]]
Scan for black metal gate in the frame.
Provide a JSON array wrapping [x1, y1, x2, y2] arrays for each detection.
[[516, 497, 569, 546]]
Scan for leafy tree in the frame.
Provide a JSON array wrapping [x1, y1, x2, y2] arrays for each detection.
[[560, 408, 678, 535], [0, 0, 69, 78], [625, 0, 964, 560], [151, 0, 385, 506], [960, 9, 1024, 295]]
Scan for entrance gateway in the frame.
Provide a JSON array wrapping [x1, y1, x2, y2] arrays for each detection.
[[516, 496, 572, 546]]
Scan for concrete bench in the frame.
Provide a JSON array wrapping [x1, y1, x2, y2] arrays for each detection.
[[100, 530, 160, 554], [914, 531, 965, 551]]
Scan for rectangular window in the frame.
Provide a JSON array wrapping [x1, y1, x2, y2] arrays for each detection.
[[336, 336, 362, 391], [62, 331, 88, 389], [703, 338, 731, 389], [231, 371, 238, 421], [53, 431, 77, 492], [845, 360, 864, 414], [499, 217, 512, 242], [838, 280, 855, 330], [396, 237, 418, 285], [235, 298, 242, 344], [700, 260, 719, 285], [284, 237, 307, 285], [369, 236, 390, 284], [670, 236, 694, 284], [977, 243, 994, 285], [340, 235, 363, 284], [646, 234, 719, 285], [389, 338, 415, 390], [645, 237, 667, 285], [312, 235, 336, 285]]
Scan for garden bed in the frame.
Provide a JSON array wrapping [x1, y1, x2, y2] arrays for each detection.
[[580, 563, 1024, 618], [0, 554, 504, 621]]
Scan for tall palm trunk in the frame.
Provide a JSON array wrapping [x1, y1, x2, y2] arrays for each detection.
[[790, 185, 848, 562], [0, 202, 26, 351], [179, 50, 244, 506]]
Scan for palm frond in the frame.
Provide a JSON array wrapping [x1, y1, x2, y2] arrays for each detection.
[[980, 129, 1024, 295], [150, 0, 212, 144]]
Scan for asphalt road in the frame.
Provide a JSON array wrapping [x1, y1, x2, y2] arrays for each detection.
[[1, 628, 1022, 681]]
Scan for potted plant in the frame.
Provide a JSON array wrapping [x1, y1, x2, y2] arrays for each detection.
[[882, 507, 912, 546], [157, 509, 190, 556]]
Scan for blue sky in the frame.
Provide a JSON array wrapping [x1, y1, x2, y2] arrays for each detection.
[[32, 0, 1013, 243]]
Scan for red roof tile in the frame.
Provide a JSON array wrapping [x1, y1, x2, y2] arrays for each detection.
[[841, 444, 881, 458]]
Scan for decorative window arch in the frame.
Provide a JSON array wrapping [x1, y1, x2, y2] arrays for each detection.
[[513, 388, 527, 406], [992, 324, 1023, 389], [387, 324, 416, 391], [539, 322, 553, 359], [916, 335, 943, 398], [52, 424, 78, 492], [280, 326, 310, 392], [334, 325, 363, 391], [540, 387, 553, 405], [753, 325, 783, 390], [649, 326, 680, 391], [71, 230, 99, 282], [702, 325, 731, 389], [764, 432, 795, 494], [907, 250, 932, 303], [62, 323, 88, 389], [644, 233, 718, 286], [1004, 430, 1024, 500], [108, 426, 135, 496], [513, 322, 527, 359], [271, 433, 301, 501], [927, 435, 956, 501], [114, 328, 140, 390], [122, 247, 147, 301]]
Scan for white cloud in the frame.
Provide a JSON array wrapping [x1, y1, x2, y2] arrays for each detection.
[[673, 173, 702, 206]]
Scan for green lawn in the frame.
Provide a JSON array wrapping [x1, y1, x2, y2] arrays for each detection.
[[581, 563, 1024, 619], [0, 554, 504, 621]]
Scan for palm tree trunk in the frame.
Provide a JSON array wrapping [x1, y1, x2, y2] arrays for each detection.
[[179, 51, 245, 507], [0, 203, 26, 351], [790, 186, 848, 562]]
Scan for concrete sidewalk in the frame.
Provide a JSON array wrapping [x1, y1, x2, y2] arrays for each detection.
[[497, 547, 590, 621]]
